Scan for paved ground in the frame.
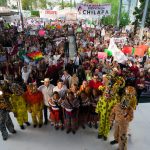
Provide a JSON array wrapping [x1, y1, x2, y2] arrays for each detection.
[[1, 103, 150, 150]]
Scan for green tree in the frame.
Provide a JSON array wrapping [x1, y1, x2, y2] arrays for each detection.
[[132, 0, 150, 29], [39, 0, 47, 9], [0, 0, 7, 6]]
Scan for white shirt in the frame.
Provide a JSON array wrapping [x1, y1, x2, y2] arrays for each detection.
[[53, 85, 67, 98], [21, 66, 32, 83], [73, 56, 80, 66], [38, 84, 54, 106]]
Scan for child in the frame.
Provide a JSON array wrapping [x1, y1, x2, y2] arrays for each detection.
[[110, 98, 134, 150], [62, 91, 80, 134], [48, 91, 64, 130]]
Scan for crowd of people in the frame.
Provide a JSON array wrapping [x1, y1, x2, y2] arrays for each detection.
[[0, 18, 150, 150]]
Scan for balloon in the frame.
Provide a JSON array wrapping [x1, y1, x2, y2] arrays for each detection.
[[56, 25, 62, 29], [122, 46, 132, 54], [38, 29, 45, 36], [104, 49, 112, 56]]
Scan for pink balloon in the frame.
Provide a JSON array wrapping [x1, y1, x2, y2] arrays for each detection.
[[38, 29, 45, 36]]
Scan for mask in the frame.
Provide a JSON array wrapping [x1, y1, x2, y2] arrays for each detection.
[[121, 99, 129, 109]]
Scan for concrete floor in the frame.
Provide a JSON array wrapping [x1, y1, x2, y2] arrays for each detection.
[[1, 103, 150, 150]]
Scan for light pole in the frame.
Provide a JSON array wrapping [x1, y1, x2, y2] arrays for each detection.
[[18, 0, 24, 30], [127, 0, 131, 16], [139, 0, 149, 40], [117, 0, 123, 27]]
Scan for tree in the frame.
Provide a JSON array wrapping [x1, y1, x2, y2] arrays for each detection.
[[132, 0, 150, 28], [0, 0, 7, 6], [39, 0, 47, 9]]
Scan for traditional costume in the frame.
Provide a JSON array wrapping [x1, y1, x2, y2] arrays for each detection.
[[0, 89, 16, 141], [62, 91, 80, 134], [24, 83, 43, 128], [110, 98, 134, 150], [48, 91, 64, 130], [9, 83, 30, 129], [79, 92, 90, 129], [88, 89, 99, 129], [123, 86, 137, 110], [96, 75, 124, 140]]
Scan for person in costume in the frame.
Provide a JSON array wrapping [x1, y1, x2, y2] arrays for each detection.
[[95, 75, 125, 141], [48, 91, 64, 130], [24, 83, 44, 128], [9, 83, 30, 130], [62, 91, 80, 134], [110, 98, 134, 150], [0, 88, 16, 141], [123, 86, 137, 110]]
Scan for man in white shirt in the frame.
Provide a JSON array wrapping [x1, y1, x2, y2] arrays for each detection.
[[21, 65, 32, 84], [53, 80, 68, 99], [38, 78, 54, 125]]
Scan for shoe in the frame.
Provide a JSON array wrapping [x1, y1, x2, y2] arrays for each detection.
[[82, 125, 86, 129], [61, 126, 64, 131], [97, 134, 103, 139], [55, 126, 59, 130], [20, 125, 25, 130], [95, 123, 98, 129], [88, 122, 92, 128], [12, 130, 17, 134], [3, 137, 7, 141], [110, 140, 118, 145], [25, 122, 31, 126], [72, 130, 76, 134], [33, 125, 37, 128], [44, 121, 48, 125], [39, 124, 42, 128], [103, 136, 107, 141], [66, 129, 71, 134]]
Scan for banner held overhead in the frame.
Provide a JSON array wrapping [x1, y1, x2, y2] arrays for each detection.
[[77, 3, 111, 17]]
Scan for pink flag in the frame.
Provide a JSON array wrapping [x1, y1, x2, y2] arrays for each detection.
[[98, 52, 107, 59]]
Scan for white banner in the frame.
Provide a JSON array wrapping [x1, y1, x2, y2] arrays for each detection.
[[77, 3, 111, 17], [108, 38, 127, 64], [66, 13, 77, 21], [113, 37, 127, 45], [40, 10, 57, 19]]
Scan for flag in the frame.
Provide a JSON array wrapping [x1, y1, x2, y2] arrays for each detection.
[[98, 52, 107, 59], [27, 51, 43, 61], [108, 38, 127, 64]]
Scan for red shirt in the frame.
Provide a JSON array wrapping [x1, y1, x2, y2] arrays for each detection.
[[89, 80, 103, 89], [129, 65, 139, 76]]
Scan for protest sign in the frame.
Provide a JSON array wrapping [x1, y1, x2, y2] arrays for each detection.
[[98, 52, 107, 59], [66, 13, 77, 21]]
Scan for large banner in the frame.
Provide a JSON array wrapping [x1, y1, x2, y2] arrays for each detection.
[[77, 3, 111, 17], [40, 10, 57, 19], [66, 13, 77, 21]]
